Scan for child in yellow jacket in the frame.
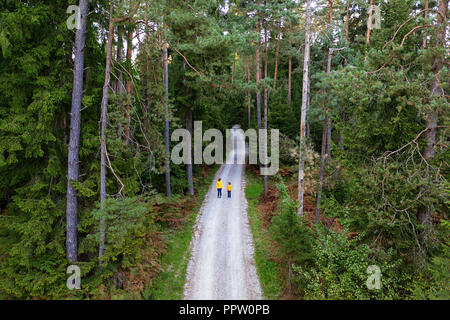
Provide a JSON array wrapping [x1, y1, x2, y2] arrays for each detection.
[[227, 182, 232, 198], [216, 178, 223, 198]]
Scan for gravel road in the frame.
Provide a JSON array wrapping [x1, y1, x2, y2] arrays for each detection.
[[183, 127, 262, 300]]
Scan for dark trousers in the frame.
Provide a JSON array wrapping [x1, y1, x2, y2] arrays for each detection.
[[228, 191, 231, 198], [217, 189, 222, 198]]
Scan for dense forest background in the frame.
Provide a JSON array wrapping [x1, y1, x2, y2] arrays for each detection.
[[0, 0, 448, 299]]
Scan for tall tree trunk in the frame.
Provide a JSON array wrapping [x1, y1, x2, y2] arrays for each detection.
[[273, 20, 282, 90], [315, 117, 327, 224], [326, 120, 331, 159], [186, 106, 194, 196], [298, 0, 311, 217], [112, 43, 117, 94], [256, 22, 261, 131], [315, 47, 333, 224], [424, 0, 447, 166], [366, 0, 374, 44], [306, 71, 311, 138], [263, 28, 268, 196], [328, 0, 333, 26], [99, 1, 115, 265], [288, 24, 292, 106], [163, 42, 171, 197], [247, 58, 251, 129], [139, 38, 146, 110], [341, 1, 350, 146], [418, 0, 448, 225], [124, 27, 133, 144], [326, 1, 333, 159], [117, 26, 125, 94], [115, 26, 124, 138], [66, 0, 89, 263], [145, 12, 153, 114], [143, 0, 151, 112]]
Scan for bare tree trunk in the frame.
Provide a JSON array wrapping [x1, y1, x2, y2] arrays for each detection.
[[366, 0, 373, 44], [117, 26, 125, 95], [256, 22, 261, 131], [186, 105, 194, 196], [298, 0, 311, 217], [247, 59, 251, 129], [418, 0, 447, 226], [99, 1, 115, 265], [424, 110, 439, 161], [306, 72, 311, 138], [326, 2, 334, 159], [288, 24, 292, 106], [66, 0, 89, 263], [263, 28, 268, 197], [315, 47, 333, 224], [139, 33, 146, 109], [143, 0, 151, 112], [341, 2, 350, 147], [112, 42, 117, 94], [424, 0, 447, 167], [115, 26, 124, 138], [124, 27, 133, 144], [273, 20, 282, 90], [315, 118, 327, 225], [328, 0, 333, 26], [163, 42, 171, 197], [326, 52, 332, 159]]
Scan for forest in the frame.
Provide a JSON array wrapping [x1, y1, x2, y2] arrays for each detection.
[[0, 0, 448, 300]]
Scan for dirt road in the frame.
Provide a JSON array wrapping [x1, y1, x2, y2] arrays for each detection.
[[183, 127, 262, 300]]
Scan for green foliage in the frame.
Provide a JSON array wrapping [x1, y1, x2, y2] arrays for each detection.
[[270, 182, 314, 266], [412, 217, 450, 300], [294, 229, 373, 300], [293, 227, 406, 300], [0, 0, 83, 299], [90, 198, 150, 268]]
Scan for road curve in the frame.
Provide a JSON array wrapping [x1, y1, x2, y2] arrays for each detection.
[[183, 126, 262, 300]]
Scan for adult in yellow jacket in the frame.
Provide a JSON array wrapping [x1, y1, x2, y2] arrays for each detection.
[[216, 178, 223, 198], [226, 182, 232, 198]]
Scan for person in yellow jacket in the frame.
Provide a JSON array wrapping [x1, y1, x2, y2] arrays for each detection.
[[227, 182, 232, 198], [216, 178, 223, 198]]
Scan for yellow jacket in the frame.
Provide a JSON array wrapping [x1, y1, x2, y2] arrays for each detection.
[[216, 180, 223, 189], [227, 184, 232, 191]]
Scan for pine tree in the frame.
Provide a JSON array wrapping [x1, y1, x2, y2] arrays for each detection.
[[66, 0, 89, 263], [298, 0, 311, 217]]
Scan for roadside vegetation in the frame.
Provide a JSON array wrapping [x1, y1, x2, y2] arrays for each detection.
[[246, 164, 449, 299], [144, 165, 219, 300], [245, 171, 283, 299]]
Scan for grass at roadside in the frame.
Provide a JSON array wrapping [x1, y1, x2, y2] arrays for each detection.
[[144, 165, 219, 300], [245, 171, 283, 300]]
